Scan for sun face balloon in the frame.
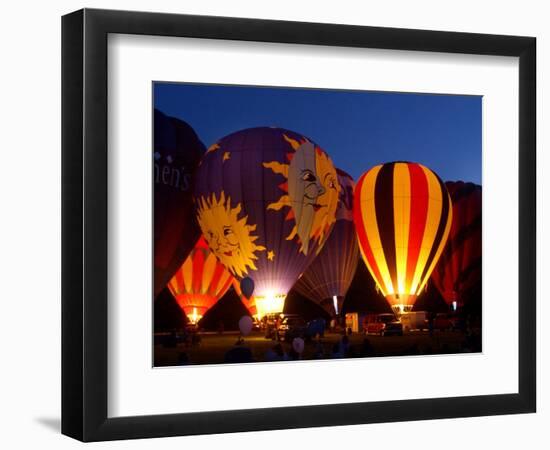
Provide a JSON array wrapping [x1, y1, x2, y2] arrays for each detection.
[[154, 109, 205, 298], [197, 191, 266, 278], [431, 181, 481, 309], [354, 162, 453, 315], [293, 169, 360, 317], [167, 236, 233, 324], [195, 127, 339, 315]]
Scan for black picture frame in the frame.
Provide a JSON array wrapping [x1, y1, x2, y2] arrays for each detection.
[[62, 8, 536, 442]]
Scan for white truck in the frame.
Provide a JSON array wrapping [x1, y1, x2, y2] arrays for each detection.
[[400, 311, 428, 332]]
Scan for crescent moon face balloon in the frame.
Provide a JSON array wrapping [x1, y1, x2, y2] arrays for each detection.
[[154, 109, 205, 297], [293, 169, 360, 317], [431, 181, 481, 308], [354, 162, 453, 314], [194, 127, 340, 316], [167, 236, 233, 324]]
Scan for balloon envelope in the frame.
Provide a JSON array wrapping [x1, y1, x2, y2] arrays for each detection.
[[238, 316, 254, 336], [354, 162, 453, 314], [292, 337, 305, 354], [431, 182, 482, 307], [194, 127, 340, 315], [232, 278, 258, 318], [293, 169, 360, 316], [154, 109, 205, 297], [240, 277, 255, 299], [167, 236, 233, 323]]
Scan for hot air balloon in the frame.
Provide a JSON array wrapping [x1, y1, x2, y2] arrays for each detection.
[[431, 181, 481, 310], [232, 278, 258, 318], [194, 127, 340, 317], [240, 277, 255, 300], [354, 162, 453, 316], [167, 236, 233, 324], [293, 169, 360, 317], [154, 109, 205, 298]]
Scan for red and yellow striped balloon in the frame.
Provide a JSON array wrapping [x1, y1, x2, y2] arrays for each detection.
[[353, 162, 453, 313], [168, 236, 233, 323]]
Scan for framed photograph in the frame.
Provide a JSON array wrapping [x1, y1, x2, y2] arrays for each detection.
[[62, 8, 536, 441]]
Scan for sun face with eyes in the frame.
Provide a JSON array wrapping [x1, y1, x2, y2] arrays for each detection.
[[263, 134, 340, 255], [309, 150, 339, 244], [196, 191, 266, 277]]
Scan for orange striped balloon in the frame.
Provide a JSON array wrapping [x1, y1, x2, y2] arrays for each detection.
[[168, 236, 233, 323], [353, 162, 453, 313]]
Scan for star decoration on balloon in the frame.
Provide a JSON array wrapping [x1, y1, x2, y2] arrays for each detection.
[[267, 250, 275, 261], [206, 143, 220, 154], [223, 151, 231, 162]]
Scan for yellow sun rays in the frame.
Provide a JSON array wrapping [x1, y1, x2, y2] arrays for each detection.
[[196, 191, 266, 278], [262, 134, 338, 255]]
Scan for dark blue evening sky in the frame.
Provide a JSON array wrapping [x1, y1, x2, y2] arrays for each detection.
[[154, 83, 481, 185]]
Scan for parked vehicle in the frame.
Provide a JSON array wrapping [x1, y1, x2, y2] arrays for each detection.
[[433, 313, 453, 331], [278, 315, 308, 342], [345, 312, 360, 333], [431, 313, 466, 332], [263, 313, 282, 339], [306, 318, 326, 338], [252, 318, 262, 331], [363, 313, 403, 336], [448, 314, 466, 331], [400, 311, 428, 332]]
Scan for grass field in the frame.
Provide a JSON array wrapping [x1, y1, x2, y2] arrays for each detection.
[[154, 329, 479, 367]]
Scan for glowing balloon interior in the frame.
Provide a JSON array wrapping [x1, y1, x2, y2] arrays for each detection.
[[194, 127, 340, 313], [167, 237, 233, 323], [254, 292, 286, 319], [354, 162, 453, 315]]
